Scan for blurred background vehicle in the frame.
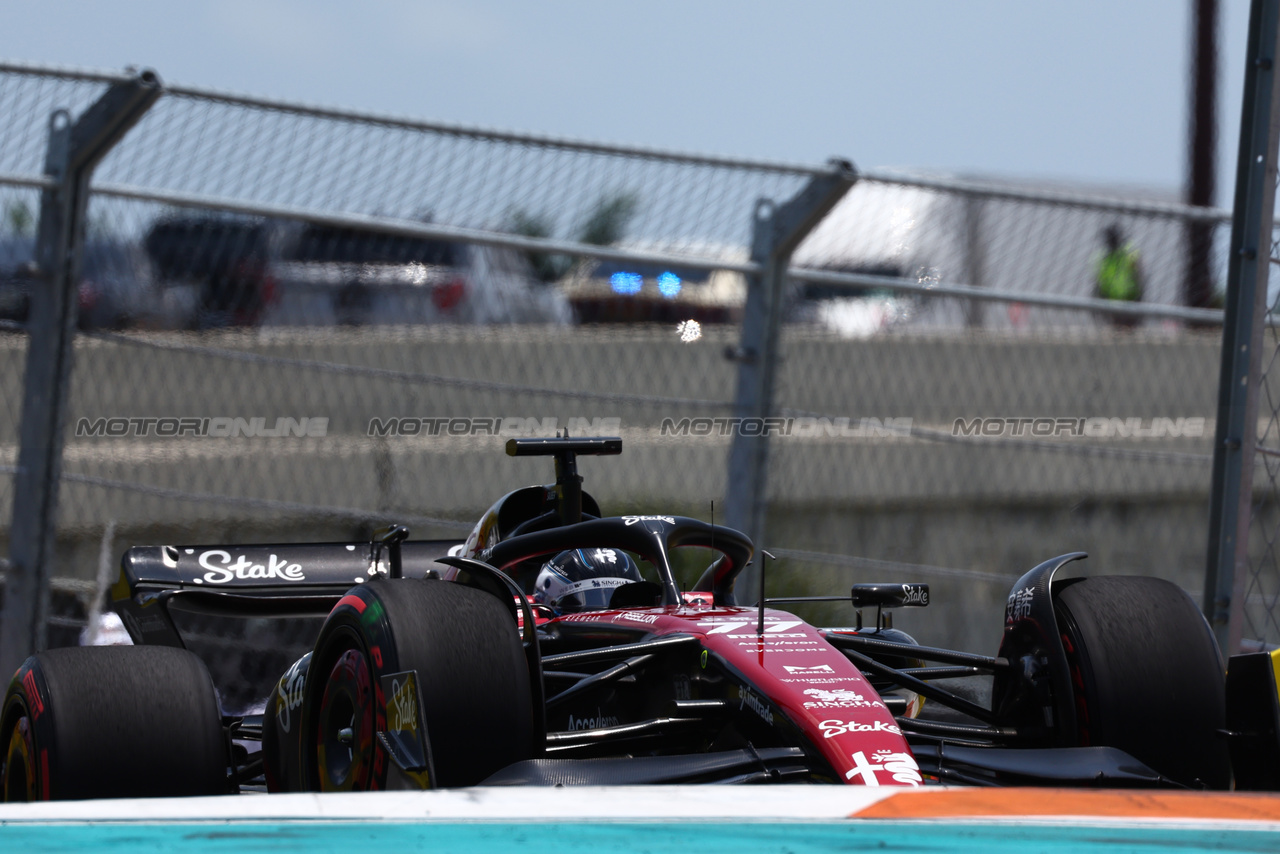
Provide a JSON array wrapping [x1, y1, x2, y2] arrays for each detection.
[[267, 222, 572, 326], [783, 263, 915, 338], [0, 235, 155, 330], [142, 215, 571, 327], [559, 258, 744, 324], [556, 253, 913, 337], [143, 215, 278, 329]]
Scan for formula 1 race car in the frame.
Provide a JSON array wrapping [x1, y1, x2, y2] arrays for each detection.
[[4, 437, 1280, 800]]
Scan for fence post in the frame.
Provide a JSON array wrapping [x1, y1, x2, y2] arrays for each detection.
[[962, 194, 986, 328], [0, 70, 161, 678], [724, 160, 856, 599], [1204, 0, 1280, 655]]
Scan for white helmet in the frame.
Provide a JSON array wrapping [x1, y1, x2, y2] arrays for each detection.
[[532, 548, 643, 614]]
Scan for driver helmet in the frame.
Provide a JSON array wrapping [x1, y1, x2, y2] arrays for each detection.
[[532, 548, 643, 614]]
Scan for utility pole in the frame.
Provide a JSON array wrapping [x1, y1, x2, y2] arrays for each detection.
[[1186, 0, 1219, 309]]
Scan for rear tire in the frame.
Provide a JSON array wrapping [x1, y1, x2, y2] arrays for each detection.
[[1, 646, 228, 801], [1054, 576, 1230, 789], [302, 579, 534, 791]]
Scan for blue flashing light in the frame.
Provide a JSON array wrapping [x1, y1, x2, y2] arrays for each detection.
[[610, 271, 643, 295], [657, 271, 682, 298]]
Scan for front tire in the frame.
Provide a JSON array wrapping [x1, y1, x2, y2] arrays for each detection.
[[1054, 576, 1231, 789], [302, 579, 535, 791]]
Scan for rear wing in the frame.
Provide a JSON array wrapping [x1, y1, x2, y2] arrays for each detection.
[[112, 539, 463, 647]]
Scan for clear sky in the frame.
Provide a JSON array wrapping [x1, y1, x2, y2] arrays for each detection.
[[0, 1, 1255, 202]]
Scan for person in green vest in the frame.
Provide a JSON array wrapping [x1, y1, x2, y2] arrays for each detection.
[[1095, 224, 1143, 329]]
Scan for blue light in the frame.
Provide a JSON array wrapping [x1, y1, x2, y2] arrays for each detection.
[[657, 271, 682, 298], [610, 272, 643, 295]]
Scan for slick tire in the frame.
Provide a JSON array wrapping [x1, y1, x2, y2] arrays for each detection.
[[1054, 575, 1231, 789], [1, 645, 228, 801], [302, 579, 534, 791]]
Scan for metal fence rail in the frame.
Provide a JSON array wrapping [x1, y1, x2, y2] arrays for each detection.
[[0, 56, 1259, 672]]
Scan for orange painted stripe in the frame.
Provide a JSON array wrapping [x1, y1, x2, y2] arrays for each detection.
[[851, 788, 1280, 822]]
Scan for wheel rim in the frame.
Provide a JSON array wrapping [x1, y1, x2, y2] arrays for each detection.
[[1058, 624, 1093, 747], [315, 648, 376, 791], [2, 714, 37, 802]]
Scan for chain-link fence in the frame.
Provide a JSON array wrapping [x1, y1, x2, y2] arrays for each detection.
[[1238, 137, 1280, 653], [767, 177, 1230, 651], [1244, 233, 1280, 650], [0, 58, 1248, 673]]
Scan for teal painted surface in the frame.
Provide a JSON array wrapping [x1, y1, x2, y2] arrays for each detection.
[[0, 821, 1277, 854]]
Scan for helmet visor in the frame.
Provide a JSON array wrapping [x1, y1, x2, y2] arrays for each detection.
[[551, 577, 632, 613]]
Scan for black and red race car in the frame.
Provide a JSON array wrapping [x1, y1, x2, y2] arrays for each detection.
[[4, 437, 1280, 800]]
